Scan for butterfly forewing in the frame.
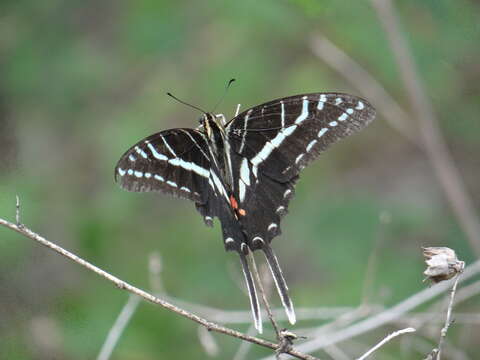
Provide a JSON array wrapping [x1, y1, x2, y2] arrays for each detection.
[[115, 128, 212, 203], [227, 93, 375, 181]]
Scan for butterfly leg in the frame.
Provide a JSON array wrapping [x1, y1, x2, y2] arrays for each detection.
[[262, 243, 296, 325], [239, 250, 262, 333]]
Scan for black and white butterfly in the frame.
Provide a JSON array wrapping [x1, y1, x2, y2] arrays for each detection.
[[115, 92, 375, 332]]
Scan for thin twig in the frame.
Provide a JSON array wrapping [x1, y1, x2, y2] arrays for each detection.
[[15, 195, 21, 225], [261, 260, 480, 360], [0, 215, 319, 360], [249, 252, 281, 338], [97, 251, 168, 360], [434, 263, 465, 360], [323, 344, 351, 360], [356, 327, 416, 360], [197, 325, 220, 357], [97, 294, 141, 360], [233, 325, 257, 360], [370, 0, 480, 256]]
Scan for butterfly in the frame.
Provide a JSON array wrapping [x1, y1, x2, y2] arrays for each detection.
[[115, 92, 375, 332]]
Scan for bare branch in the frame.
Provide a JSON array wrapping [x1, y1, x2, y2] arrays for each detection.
[[431, 263, 465, 360], [356, 327, 416, 360], [370, 0, 480, 256], [0, 215, 319, 360], [261, 260, 480, 359]]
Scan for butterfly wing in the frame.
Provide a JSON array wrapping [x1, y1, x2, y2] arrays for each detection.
[[226, 92, 375, 246], [114, 128, 213, 203]]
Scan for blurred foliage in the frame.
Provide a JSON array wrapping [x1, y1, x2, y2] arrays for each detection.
[[1, 0, 479, 359]]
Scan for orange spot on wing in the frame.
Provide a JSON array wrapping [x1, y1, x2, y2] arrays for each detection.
[[229, 195, 238, 210], [238, 208, 246, 216]]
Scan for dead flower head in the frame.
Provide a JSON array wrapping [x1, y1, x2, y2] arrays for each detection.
[[422, 247, 465, 283]]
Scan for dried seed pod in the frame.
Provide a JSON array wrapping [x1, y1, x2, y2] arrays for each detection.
[[422, 247, 464, 283]]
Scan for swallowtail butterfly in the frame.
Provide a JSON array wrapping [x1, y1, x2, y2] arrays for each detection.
[[115, 92, 375, 332]]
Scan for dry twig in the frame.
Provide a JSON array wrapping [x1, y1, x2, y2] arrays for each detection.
[[97, 294, 141, 360], [370, 0, 480, 256], [426, 261, 465, 360], [0, 207, 319, 360], [261, 260, 480, 359], [356, 327, 415, 360]]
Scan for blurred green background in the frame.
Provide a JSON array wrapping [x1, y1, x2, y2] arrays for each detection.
[[1, 0, 479, 359]]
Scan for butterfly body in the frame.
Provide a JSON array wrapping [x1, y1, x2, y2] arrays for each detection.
[[115, 92, 376, 332]]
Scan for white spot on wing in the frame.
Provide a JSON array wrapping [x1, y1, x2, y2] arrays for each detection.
[[208, 178, 215, 192], [283, 125, 297, 137], [241, 243, 248, 253], [283, 189, 292, 198], [161, 135, 177, 157], [168, 158, 209, 178], [338, 113, 348, 121], [268, 223, 277, 231], [294, 98, 309, 124], [135, 146, 148, 159], [251, 125, 296, 167], [335, 97, 343, 105], [356, 101, 364, 110], [252, 237, 264, 246], [166, 180, 178, 188], [280, 101, 285, 129], [118, 168, 126, 176], [346, 108, 354, 115], [295, 154, 304, 164], [210, 170, 229, 200], [317, 94, 326, 110], [318, 128, 328, 137], [239, 111, 251, 153], [134, 171, 143, 178], [147, 142, 168, 161], [240, 158, 250, 186], [225, 237, 234, 244], [154, 174, 164, 182], [127, 169, 133, 175], [329, 121, 338, 127], [239, 181, 246, 202], [128, 154, 136, 162], [145, 172, 151, 178], [180, 186, 191, 193], [306, 139, 317, 152]]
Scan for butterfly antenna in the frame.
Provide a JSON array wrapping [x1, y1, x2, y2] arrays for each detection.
[[212, 78, 236, 113], [166, 92, 207, 114], [239, 251, 263, 333], [262, 244, 296, 325]]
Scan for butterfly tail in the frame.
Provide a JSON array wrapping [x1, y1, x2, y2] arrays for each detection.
[[262, 244, 296, 324], [239, 252, 263, 333]]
